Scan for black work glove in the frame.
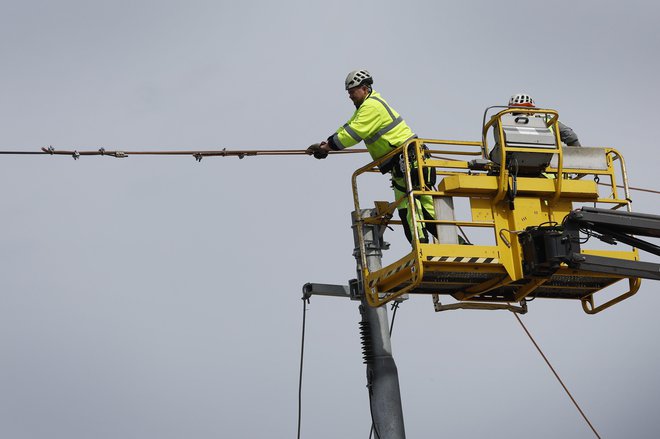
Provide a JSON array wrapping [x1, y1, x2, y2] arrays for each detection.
[[306, 143, 328, 159]]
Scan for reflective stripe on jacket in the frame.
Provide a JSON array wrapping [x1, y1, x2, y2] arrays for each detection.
[[330, 91, 415, 160]]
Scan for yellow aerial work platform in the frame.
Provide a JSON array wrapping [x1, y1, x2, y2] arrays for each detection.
[[351, 108, 645, 314]]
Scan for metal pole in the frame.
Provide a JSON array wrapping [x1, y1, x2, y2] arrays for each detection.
[[352, 209, 406, 439]]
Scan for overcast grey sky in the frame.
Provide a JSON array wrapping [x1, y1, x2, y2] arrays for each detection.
[[1, 1, 660, 438]]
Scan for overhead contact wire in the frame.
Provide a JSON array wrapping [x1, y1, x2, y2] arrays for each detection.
[[33, 147, 367, 157], [2, 149, 660, 197], [0, 151, 47, 155]]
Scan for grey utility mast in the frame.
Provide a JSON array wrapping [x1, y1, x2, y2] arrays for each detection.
[[303, 208, 406, 439]]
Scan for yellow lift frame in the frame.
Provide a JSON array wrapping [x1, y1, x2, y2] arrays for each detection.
[[351, 108, 638, 314]]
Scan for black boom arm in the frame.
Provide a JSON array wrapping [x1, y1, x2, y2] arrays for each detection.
[[519, 207, 660, 280]]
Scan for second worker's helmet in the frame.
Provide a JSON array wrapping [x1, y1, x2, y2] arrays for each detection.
[[345, 69, 373, 90], [509, 93, 535, 107]]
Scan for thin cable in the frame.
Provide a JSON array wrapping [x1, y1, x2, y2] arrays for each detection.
[[597, 182, 660, 196], [512, 311, 602, 439], [368, 387, 382, 439], [0, 151, 47, 155], [297, 297, 310, 439], [627, 185, 660, 195], [3, 148, 660, 197], [457, 225, 473, 245], [0, 147, 368, 159], [368, 301, 402, 439], [389, 301, 400, 336]]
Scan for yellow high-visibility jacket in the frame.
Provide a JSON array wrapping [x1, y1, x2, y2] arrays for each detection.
[[329, 91, 415, 160]]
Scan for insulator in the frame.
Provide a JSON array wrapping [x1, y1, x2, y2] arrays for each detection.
[[359, 321, 374, 364]]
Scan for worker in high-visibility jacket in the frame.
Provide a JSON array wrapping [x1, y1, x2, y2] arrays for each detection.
[[307, 69, 437, 243]]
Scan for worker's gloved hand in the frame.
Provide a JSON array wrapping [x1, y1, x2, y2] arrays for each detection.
[[306, 142, 328, 159]]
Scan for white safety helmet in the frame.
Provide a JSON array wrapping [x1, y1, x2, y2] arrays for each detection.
[[509, 93, 535, 107], [345, 69, 373, 90]]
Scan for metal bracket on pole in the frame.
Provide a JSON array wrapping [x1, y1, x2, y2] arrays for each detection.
[[302, 281, 361, 301]]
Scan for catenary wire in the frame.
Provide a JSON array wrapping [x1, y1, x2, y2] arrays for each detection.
[[512, 311, 602, 439], [0, 147, 368, 159], [0, 151, 46, 155], [1, 148, 659, 197]]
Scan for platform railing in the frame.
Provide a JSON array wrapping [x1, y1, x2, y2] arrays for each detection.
[[351, 112, 636, 309]]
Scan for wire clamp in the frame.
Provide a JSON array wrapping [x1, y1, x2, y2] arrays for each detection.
[[98, 147, 105, 155], [194, 153, 203, 162], [114, 151, 127, 158], [72, 150, 80, 160]]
